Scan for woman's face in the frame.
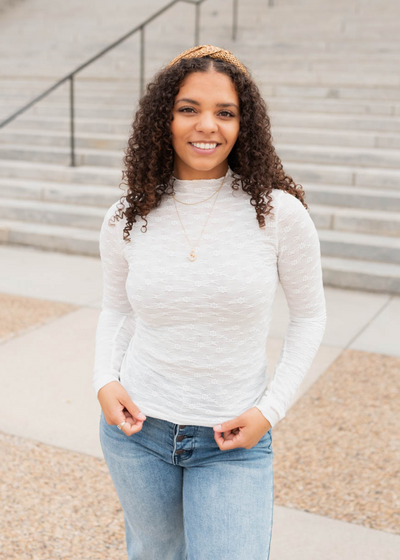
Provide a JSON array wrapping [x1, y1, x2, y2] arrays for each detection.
[[170, 69, 240, 180]]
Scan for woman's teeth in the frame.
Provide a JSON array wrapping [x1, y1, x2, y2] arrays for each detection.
[[190, 142, 218, 150]]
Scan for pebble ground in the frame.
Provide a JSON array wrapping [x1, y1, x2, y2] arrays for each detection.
[[0, 431, 126, 560], [273, 348, 400, 535], [0, 293, 78, 344]]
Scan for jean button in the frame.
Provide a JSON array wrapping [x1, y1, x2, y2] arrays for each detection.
[[177, 435, 185, 442], [176, 449, 185, 455], [179, 425, 187, 429]]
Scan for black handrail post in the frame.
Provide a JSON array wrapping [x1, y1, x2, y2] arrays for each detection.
[[232, 0, 238, 41], [69, 75, 76, 167], [140, 25, 145, 98], [195, 1, 200, 46]]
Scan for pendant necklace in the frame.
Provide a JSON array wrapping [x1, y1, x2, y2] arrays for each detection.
[[172, 171, 227, 261]]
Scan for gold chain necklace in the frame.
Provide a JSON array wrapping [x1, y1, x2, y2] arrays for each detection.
[[172, 173, 227, 261], [172, 184, 222, 206]]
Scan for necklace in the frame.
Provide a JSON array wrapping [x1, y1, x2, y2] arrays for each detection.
[[172, 184, 222, 206], [172, 172, 227, 261]]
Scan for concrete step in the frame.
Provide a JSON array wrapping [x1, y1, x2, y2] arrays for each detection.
[[264, 19, 397, 30], [2, 127, 400, 150], [243, 29, 400, 43], [3, 80, 400, 102], [304, 183, 400, 212], [0, 218, 99, 256], [2, 96, 400, 122], [5, 111, 400, 135], [0, 143, 124, 167], [256, 71, 400, 89], [1, 141, 398, 170], [276, 143, 400, 169], [0, 79, 137, 96], [0, 103, 136, 121], [285, 161, 400, 190], [0, 129, 128, 150], [0, 92, 141, 107], [0, 177, 122, 207], [4, 80, 400, 100], [5, 115, 132, 134], [292, 61, 400, 73], [310, 204, 400, 237], [0, 77, 400, 96], [0, 199, 107, 230], [321, 256, 400, 295], [239, 37, 399, 54], [0, 159, 120, 185], [271, 112, 400, 133], [6, 51, 400, 74], [0, 90, 134, 105], [273, 127, 400, 149], [319, 229, 400, 264]]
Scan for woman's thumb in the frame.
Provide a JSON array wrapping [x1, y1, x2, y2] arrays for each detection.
[[121, 395, 146, 421]]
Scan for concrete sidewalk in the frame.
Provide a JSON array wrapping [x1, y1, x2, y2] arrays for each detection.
[[0, 243, 399, 559]]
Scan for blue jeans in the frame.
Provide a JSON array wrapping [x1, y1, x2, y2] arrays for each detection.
[[99, 410, 274, 560]]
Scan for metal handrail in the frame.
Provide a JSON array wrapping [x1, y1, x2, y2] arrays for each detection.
[[0, 0, 239, 167]]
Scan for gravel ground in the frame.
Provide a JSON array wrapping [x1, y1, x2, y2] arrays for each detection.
[[0, 431, 126, 560], [273, 348, 400, 535], [0, 293, 78, 344]]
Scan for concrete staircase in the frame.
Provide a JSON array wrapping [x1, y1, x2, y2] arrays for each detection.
[[0, 0, 400, 293]]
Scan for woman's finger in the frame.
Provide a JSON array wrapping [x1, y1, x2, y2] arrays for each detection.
[[214, 431, 239, 450], [120, 417, 145, 436], [222, 430, 236, 441]]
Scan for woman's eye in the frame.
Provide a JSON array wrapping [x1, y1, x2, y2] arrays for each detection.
[[178, 108, 235, 117]]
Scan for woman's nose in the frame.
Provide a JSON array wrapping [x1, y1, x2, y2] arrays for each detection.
[[195, 112, 218, 132]]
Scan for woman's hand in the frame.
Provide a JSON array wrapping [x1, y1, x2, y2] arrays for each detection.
[[213, 407, 271, 451], [98, 381, 147, 436]]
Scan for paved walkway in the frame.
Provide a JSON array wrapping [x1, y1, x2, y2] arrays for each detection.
[[0, 242, 399, 559]]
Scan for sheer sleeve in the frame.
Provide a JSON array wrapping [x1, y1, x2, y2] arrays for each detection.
[[255, 191, 327, 428], [92, 202, 137, 397]]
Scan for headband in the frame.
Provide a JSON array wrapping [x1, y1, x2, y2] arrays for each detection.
[[166, 44, 249, 77]]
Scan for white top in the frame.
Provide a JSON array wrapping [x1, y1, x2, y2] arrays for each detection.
[[93, 166, 327, 428]]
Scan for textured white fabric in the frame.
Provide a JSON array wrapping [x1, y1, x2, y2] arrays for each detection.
[[93, 166, 327, 428]]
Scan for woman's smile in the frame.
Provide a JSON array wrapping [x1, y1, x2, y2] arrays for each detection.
[[189, 141, 221, 154]]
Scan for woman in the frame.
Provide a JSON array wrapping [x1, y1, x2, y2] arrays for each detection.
[[93, 45, 327, 560]]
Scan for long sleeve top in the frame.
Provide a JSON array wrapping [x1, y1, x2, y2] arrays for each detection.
[[93, 166, 327, 428]]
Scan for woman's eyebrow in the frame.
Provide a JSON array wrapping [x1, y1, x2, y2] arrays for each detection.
[[175, 98, 239, 110]]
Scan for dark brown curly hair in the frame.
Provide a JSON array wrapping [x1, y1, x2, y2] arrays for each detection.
[[110, 55, 308, 241]]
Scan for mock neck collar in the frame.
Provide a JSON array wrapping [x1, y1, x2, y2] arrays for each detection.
[[170, 166, 234, 196]]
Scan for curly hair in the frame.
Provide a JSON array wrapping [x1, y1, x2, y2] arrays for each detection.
[[110, 55, 308, 241]]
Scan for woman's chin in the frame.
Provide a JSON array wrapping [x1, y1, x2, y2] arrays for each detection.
[[183, 155, 227, 171]]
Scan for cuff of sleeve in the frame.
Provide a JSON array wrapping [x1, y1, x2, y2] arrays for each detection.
[[93, 374, 121, 398], [254, 396, 285, 429]]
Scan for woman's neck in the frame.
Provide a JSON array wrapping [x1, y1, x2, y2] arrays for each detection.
[[173, 162, 229, 181]]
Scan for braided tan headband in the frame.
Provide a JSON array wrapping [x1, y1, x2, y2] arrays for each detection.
[[166, 44, 249, 77]]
